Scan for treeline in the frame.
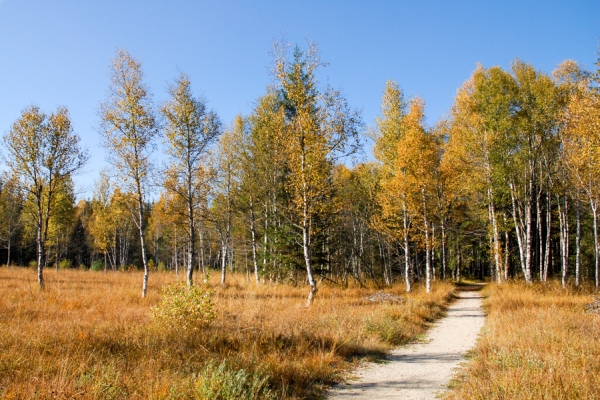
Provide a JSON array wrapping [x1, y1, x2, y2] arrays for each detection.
[[1, 43, 599, 300]]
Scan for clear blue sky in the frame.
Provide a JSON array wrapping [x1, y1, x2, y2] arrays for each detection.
[[0, 0, 598, 198]]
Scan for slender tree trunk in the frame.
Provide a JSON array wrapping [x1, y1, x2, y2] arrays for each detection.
[[6, 237, 11, 268], [537, 191, 544, 282], [138, 202, 149, 298], [544, 194, 552, 282], [302, 207, 317, 305], [557, 193, 569, 288], [504, 230, 510, 281], [187, 196, 195, 287], [37, 226, 45, 290], [575, 194, 581, 286], [299, 148, 317, 307], [441, 220, 447, 281], [510, 181, 532, 283], [174, 225, 178, 277], [199, 224, 206, 280], [456, 245, 461, 283], [249, 197, 260, 285], [403, 202, 411, 292], [220, 242, 227, 284], [591, 199, 599, 290], [488, 193, 502, 284], [525, 195, 533, 284], [220, 189, 232, 286], [422, 190, 431, 293]]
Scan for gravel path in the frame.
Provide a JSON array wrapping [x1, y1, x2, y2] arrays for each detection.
[[328, 287, 485, 400]]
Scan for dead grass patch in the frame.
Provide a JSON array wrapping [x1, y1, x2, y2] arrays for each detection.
[[445, 281, 600, 400], [0, 267, 453, 399]]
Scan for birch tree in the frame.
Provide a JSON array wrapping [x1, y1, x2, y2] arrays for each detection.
[[562, 68, 600, 289], [99, 49, 158, 297], [395, 98, 439, 293], [445, 67, 513, 284], [3, 105, 88, 288], [273, 42, 362, 306], [0, 174, 22, 268], [372, 80, 412, 291], [162, 73, 221, 286]]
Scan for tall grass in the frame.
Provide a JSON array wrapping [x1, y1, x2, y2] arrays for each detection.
[[0, 267, 453, 399], [445, 281, 600, 400]]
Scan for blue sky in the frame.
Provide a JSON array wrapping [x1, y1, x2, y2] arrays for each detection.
[[0, 0, 598, 198]]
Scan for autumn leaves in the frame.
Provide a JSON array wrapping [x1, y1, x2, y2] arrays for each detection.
[[3, 44, 599, 299]]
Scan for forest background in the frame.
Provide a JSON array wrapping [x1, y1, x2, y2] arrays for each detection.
[[0, 1, 599, 302]]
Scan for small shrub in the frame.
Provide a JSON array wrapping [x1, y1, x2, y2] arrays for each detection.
[[148, 259, 156, 271], [151, 283, 217, 335], [195, 359, 275, 400], [29, 260, 37, 270], [158, 261, 167, 272], [365, 312, 409, 345], [91, 260, 104, 271], [59, 259, 72, 270]]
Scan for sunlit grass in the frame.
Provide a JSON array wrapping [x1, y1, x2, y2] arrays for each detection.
[[445, 281, 600, 400], [0, 267, 453, 399]]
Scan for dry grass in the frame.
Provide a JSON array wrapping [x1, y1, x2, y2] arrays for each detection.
[[0, 267, 453, 399], [445, 281, 600, 400]]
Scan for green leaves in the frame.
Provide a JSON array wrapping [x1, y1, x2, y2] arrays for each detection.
[[150, 283, 217, 335]]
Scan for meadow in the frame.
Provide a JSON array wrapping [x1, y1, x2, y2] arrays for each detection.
[[0, 267, 453, 399], [445, 282, 600, 400]]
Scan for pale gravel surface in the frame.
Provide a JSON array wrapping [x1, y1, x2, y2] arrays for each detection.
[[328, 288, 485, 400]]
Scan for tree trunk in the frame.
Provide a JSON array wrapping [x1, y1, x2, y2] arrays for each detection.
[[544, 194, 552, 282], [592, 199, 599, 290], [403, 202, 411, 292], [6, 237, 11, 268], [220, 241, 227, 286], [504, 230, 510, 281], [575, 194, 581, 287], [37, 229, 45, 290], [441, 220, 447, 280], [456, 245, 461, 283], [135, 189, 149, 298], [537, 190, 544, 282], [422, 190, 431, 293], [510, 181, 532, 283], [488, 193, 502, 284], [249, 197, 260, 285], [187, 197, 195, 287], [199, 226, 206, 280], [557, 193, 569, 288]]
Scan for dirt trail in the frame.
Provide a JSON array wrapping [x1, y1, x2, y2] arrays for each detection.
[[328, 286, 485, 399]]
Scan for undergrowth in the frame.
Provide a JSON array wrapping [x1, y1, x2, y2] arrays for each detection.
[[0, 267, 453, 399], [445, 281, 600, 400]]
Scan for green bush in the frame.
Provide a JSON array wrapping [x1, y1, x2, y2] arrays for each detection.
[[365, 306, 413, 346], [59, 259, 72, 269], [151, 283, 216, 335], [158, 261, 167, 272], [195, 359, 275, 400], [29, 260, 38, 270], [91, 260, 104, 271]]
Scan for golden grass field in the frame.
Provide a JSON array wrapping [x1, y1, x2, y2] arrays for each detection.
[[0, 267, 453, 399], [445, 282, 600, 400]]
